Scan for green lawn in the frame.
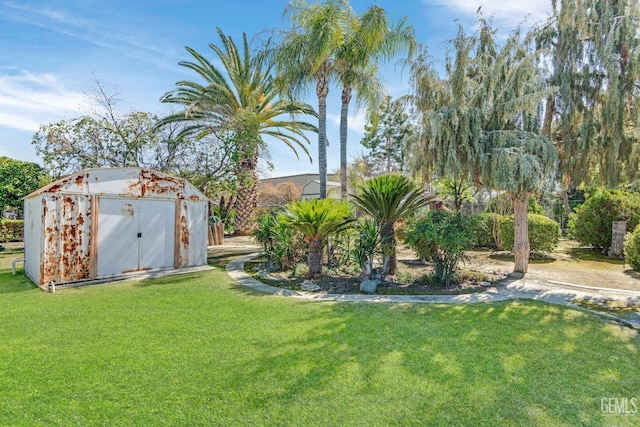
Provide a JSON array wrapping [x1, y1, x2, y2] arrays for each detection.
[[1, 251, 638, 426]]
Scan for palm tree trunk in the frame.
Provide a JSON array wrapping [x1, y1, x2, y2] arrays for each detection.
[[308, 238, 323, 277], [340, 84, 352, 199], [381, 221, 397, 275], [512, 193, 530, 273], [316, 61, 330, 199], [233, 144, 259, 236]]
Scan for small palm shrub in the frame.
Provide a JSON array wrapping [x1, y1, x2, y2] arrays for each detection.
[[280, 198, 354, 277], [498, 214, 560, 253], [568, 190, 640, 252], [328, 228, 357, 268], [351, 174, 429, 275], [472, 213, 501, 248], [401, 211, 477, 286], [252, 213, 304, 270], [350, 218, 385, 280], [253, 214, 277, 254], [624, 225, 640, 271]]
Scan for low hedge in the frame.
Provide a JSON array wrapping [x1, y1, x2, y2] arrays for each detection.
[[1, 219, 24, 242], [568, 190, 640, 252], [472, 213, 501, 248], [498, 214, 560, 253], [624, 225, 640, 271], [486, 193, 544, 215]]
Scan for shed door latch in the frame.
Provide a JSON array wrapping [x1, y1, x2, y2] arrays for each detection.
[[137, 232, 142, 238]]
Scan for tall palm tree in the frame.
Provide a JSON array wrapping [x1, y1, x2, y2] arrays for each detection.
[[350, 174, 429, 275], [158, 28, 317, 235], [276, 0, 346, 199], [280, 198, 354, 277], [334, 5, 416, 198]]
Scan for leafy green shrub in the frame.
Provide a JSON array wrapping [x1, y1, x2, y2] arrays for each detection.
[[329, 228, 357, 267], [472, 213, 501, 248], [293, 263, 309, 278], [253, 214, 277, 254], [498, 214, 560, 253], [0, 219, 23, 242], [252, 213, 304, 270], [486, 193, 544, 215], [280, 198, 354, 277], [350, 218, 385, 279], [624, 225, 640, 271], [568, 190, 640, 252], [401, 211, 477, 286]]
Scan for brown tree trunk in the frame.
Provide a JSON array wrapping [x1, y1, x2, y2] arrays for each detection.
[[340, 84, 351, 199], [512, 193, 530, 274], [381, 222, 397, 275], [308, 238, 323, 277], [316, 61, 330, 199], [233, 143, 259, 236], [542, 95, 555, 138]]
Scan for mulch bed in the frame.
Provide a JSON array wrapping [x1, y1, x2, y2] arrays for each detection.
[[247, 259, 507, 295]]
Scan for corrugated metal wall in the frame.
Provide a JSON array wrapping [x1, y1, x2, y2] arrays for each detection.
[[177, 199, 208, 268], [40, 194, 93, 284], [24, 196, 43, 285], [23, 168, 209, 287]]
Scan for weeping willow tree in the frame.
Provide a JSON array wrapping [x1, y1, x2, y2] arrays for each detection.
[[536, 0, 640, 206], [410, 21, 557, 273]]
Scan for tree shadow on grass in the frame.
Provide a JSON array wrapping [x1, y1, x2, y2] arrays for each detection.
[[567, 247, 625, 265], [224, 299, 639, 425], [0, 272, 38, 293], [132, 270, 215, 288]]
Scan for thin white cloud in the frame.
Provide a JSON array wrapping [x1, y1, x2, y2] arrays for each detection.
[[0, 71, 85, 131], [347, 110, 367, 134], [427, 0, 552, 29], [327, 110, 367, 134], [1, 1, 178, 67]]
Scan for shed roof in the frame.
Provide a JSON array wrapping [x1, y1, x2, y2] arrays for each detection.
[[26, 167, 207, 201]]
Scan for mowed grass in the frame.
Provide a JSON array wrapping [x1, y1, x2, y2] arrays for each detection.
[[1, 252, 639, 426]]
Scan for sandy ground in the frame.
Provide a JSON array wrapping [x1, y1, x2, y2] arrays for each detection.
[[461, 240, 640, 292]]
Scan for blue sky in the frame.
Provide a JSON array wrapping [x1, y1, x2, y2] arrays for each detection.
[[0, 0, 551, 177]]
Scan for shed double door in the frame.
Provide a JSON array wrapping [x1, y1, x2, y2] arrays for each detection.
[[97, 198, 175, 276]]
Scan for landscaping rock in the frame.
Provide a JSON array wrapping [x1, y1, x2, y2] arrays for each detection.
[[480, 281, 492, 287], [360, 279, 379, 294], [301, 280, 321, 292], [276, 288, 300, 297]]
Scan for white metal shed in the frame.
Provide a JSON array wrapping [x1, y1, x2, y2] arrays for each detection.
[[23, 167, 208, 287], [300, 180, 341, 200]]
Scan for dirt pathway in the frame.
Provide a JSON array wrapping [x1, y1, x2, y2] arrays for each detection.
[[458, 239, 640, 292]]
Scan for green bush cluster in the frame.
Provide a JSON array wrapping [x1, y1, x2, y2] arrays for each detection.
[[497, 214, 561, 253], [486, 193, 544, 215], [252, 212, 305, 270], [624, 225, 640, 271], [401, 210, 477, 286], [568, 190, 640, 252], [472, 213, 500, 248], [0, 219, 23, 243]]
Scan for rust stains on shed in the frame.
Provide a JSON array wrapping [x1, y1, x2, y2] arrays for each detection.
[[24, 167, 208, 288]]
